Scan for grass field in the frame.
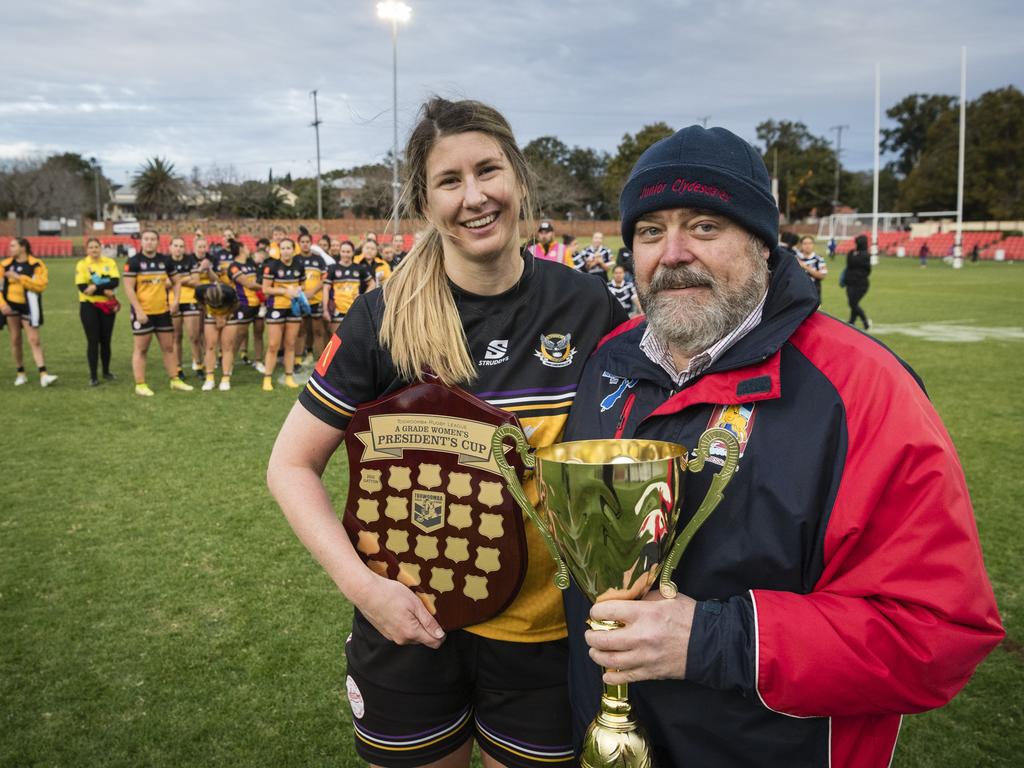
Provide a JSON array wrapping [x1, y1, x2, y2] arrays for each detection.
[[2, 254, 1022, 767]]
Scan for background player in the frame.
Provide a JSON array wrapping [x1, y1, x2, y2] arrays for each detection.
[[123, 229, 192, 396]]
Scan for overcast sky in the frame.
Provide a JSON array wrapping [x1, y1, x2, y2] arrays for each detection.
[[3, 0, 1021, 186]]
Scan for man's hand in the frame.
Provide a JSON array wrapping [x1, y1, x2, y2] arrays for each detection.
[[586, 592, 697, 685]]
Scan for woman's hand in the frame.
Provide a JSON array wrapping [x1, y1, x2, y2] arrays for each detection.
[[286, 287, 301, 299], [135, 310, 149, 324], [352, 574, 446, 649], [84, 284, 98, 295]]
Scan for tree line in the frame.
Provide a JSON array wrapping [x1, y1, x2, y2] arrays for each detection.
[[1, 85, 1020, 223]]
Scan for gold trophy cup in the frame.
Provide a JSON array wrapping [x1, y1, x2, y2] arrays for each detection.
[[492, 426, 740, 768]]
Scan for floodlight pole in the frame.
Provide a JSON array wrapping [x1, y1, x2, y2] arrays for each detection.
[[390, 19, 399, 241], [377, 2, 410, 242], [953, 46, 967, 269], [871, 64, 881, 266], [311, 89, 324, 221]]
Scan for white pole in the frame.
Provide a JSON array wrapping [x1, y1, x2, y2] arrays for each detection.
[[390, 19, 400, 242], [953, 46, 966, 269], [871, 63, 881, 266]]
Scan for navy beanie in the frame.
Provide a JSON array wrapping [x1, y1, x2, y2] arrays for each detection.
[[619, 126, 779, 250]]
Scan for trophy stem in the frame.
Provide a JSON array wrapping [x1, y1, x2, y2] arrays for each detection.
[[581, 622, 652, 768]]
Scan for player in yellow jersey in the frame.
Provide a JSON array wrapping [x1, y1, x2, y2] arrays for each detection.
[[74, 237, 120, 386], [123, 229, 192, 396], [1, 237, 58, 386], [356, 238, 390, 288]]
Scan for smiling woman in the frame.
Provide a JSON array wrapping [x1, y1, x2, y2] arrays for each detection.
[[267, 96, 628, 768], [380, 97, 537, 386]]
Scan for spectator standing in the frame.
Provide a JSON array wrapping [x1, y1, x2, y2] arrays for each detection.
[[919, 241, 930, 267], [616, 243, 635, 280], [527, 221, 570, 265], [75, 237, 120, 386]]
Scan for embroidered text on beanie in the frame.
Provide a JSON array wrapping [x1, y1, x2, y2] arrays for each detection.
[[619, 125, 779, 250]]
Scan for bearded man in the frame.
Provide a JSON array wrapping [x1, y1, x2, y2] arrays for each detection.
[[561, 126, 1003, 767]]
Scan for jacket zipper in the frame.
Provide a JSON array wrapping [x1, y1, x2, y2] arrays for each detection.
[[614, 392, 636, 439]]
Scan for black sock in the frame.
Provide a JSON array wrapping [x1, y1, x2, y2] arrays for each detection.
[[16, 366, 24, 373], [38, 366, 46, 373]]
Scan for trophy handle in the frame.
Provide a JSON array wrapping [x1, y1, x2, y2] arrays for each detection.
[[491, 424, 572, 590], [659, 427, 741, 598]]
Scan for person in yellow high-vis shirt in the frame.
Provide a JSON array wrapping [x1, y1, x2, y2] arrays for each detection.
[[1, 237, 57, 387], [75, 237, 120, 386]]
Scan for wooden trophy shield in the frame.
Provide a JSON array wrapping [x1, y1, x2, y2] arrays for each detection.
[[342, 378, 529, 630]]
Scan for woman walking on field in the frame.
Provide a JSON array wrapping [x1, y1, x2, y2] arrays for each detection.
[[845, 234, 872, 330], [75, 237, 120, 385], [1, 237, 57, 387]]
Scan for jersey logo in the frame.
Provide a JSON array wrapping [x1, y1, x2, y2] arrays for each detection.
[[705, 403, 756, 465], [479, 339, 510, 367], [600, 371, 638, 412], [534, 333, 576, 368]]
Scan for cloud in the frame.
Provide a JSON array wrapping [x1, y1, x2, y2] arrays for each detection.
[[1, 0, 1020, 182]]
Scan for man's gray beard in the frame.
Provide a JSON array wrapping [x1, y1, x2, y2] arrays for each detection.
[[637, 239, 769, 360]]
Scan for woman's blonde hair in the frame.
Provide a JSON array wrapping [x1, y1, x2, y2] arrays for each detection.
[[379, 97, 535, 386]]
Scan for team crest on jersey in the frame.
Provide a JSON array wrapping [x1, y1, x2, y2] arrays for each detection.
[[534, 333, 576, 368], [600, 371, 638, 412], [705, 404, 756, 465]]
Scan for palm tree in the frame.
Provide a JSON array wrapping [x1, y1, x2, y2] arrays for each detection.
[[134, 157, 184, 218]]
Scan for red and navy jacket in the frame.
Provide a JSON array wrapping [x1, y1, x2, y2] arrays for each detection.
[[563, 251, 1003, 767]]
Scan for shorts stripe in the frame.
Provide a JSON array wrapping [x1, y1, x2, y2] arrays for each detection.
[[26, 292, 42, 326], [475, 717, 574, 763], [353, 706, 472, 751]]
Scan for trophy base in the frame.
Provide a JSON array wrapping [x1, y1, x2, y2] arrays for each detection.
[[579, 703, 652, 768]]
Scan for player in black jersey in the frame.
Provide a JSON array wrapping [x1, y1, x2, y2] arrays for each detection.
[[168, 236, 203, 381], [261, 238, 305, 391], [268, 97, 627, 768]]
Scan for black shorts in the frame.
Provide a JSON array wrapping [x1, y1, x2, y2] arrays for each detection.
[[328, 310, 346, 323], [130, 308, 173, 335], [5, 297, 43, 328], [265, 307, 301, 325], [176, 302, 201, 317], [307, 303, 323, 319], [228, 306, 259, 325], [344, 611, 574, 768]]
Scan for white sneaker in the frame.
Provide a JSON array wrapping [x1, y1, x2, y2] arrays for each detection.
[[218, 379, 231, 391], [14, 373, 28, 386], [254, 362, 266, 374], [40, 373, 58, 388], [201, 378, 215, 391]]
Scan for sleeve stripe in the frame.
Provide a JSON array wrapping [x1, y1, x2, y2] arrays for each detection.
[[305, 377, 356, 416]]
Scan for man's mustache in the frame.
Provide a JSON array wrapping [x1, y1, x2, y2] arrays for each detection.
[[648, 266, 714, 292]]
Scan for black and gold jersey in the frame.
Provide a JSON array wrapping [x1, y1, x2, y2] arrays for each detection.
[[299, 253, 628, 644], [228, 260, 261, 308], [262, 258, 306, 310], [299, 252, 326, 304], [325, 262, 373, 315], [1, 255, 49, 305], [169, 253, 199, 304], [124, 253, 175, 315]]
